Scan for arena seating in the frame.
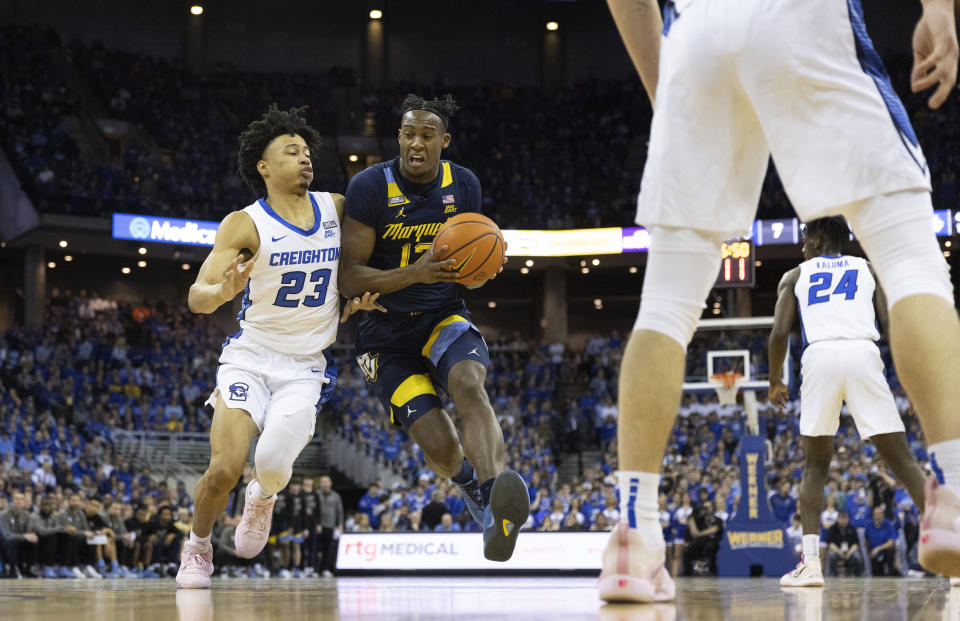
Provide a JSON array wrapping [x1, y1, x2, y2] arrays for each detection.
[[4, 25, 957, 230]]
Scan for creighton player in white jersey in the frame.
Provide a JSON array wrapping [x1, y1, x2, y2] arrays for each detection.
[[601, 0, 960, 603], [768, 217, 928, 587], [175, 105, 384, 589]]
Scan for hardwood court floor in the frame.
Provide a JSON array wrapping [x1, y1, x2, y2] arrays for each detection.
[[0, 577, 957, 621]]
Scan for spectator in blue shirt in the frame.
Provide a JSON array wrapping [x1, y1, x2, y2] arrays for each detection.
[[769, 480, 796, 527], [16, 450, 38, 473], [434, 513, 462, 532], [0, 431, 14, 458], [444, 488, 465, 520], [358, 483, 382, 528], [864, 506, 897, 576], [846, 489, 872, 529]]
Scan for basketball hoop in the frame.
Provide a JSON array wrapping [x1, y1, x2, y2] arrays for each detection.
[[710, 372, 744, 406]]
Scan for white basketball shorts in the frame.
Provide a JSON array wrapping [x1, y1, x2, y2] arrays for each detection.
[[638, 0, 931, 238], [799, 340, 904, 439], [205, 335, 335, 435]]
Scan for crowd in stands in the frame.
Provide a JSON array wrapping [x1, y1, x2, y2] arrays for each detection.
[[5, 25, 958, 231], [0, 290, 931, 579], [0, 291, 347, 578]]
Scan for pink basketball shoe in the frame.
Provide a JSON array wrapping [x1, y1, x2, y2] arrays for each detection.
[[234, 483, 276, 559], [919, 477, 960, 577], [598, 521, 676, 603], [176, 541, 214, 589]]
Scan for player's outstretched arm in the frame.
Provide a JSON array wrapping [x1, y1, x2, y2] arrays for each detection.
[[767, 268, 800, 410], [188, 211, 259, 314], [607, 0, 662, 106], [912, 0, 959, 109], [338, 216, 458, 298]]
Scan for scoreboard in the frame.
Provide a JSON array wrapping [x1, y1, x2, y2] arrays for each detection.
[[716, 241, 755, 288]]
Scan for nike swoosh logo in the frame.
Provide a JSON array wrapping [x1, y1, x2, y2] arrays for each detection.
[[310, 369, 324, 373], [452, 248, 477, 272], [272, 235, 287, 242]]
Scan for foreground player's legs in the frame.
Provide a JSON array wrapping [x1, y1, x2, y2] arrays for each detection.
[[781, 436, 831, 587], [845, 190, 960, 575], [599, 226, 722, 603], [447, 360, 505, 483], [179, 397, 258, 588], [447, 358, 528, 561]]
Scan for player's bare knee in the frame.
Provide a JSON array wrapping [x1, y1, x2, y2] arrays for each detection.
[[802, 460, 830, 481], [425, 451, 461, 479], [203, 460, 243, 494], [447, 361, 488, 408]]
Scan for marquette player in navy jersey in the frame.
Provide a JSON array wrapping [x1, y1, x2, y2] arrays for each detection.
[[601, 0, 960, 602], [340, 94, 529, 561], [769, 217, 927, 587], [176, 105, 382, 589]]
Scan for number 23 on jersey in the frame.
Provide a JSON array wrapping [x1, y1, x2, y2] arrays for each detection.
[[273, 269, 331, 308]]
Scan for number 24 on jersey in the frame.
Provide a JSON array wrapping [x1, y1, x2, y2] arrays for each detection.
[[808, 269, 858, 305]]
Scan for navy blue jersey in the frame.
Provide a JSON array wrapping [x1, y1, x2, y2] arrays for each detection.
[[345, 157, 481, 313]]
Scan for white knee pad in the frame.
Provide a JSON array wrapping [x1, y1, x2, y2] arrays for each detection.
[[842, 190, 953, 309], [254, 407, 315, 496], [633, 226, 726, 348]]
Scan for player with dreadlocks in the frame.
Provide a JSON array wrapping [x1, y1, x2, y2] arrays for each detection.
[[340, 94, 527, 561], [176, 105, 383, 589], [768, 216, 928, 586]]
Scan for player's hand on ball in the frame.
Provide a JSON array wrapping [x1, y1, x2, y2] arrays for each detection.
[[768, 381, 789, 411], [412, 245, 460, 284], [340, 292, 387, 323], [219, 255, 255, 303], [912, 0, 958, 109], [491, 240, 508, 279]]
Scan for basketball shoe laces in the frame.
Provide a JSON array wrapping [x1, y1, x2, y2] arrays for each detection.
[[184, 543, 209, 570], [186, 549, 208, 569]]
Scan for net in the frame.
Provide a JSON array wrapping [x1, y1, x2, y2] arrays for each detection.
[[709, 372, 744, 406]]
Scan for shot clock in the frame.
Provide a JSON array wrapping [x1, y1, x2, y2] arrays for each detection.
[[716, 240, 755, 288]]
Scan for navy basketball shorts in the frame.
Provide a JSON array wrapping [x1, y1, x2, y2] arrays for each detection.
[[355, 308, 490, 429]]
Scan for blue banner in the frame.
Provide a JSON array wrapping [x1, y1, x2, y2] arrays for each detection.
[[717, 435, 795, 577], [112, 213, 218, 247], [110, 210, 957, 251]]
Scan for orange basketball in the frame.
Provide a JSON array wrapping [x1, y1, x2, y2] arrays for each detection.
[[433, 213, 506, 285]]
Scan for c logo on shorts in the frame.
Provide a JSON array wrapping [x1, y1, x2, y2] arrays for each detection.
[[228, 382, 249, 402], [356, 353, 380, 383]]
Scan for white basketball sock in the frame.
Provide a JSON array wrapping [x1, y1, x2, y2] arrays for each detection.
[[929, 439, 960, 495], [247, 479, 273, 501], [617, 470, 662, 548], [802, 534, 820, 562], [189, 530, 211, 546]]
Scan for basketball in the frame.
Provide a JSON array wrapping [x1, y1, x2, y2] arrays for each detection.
[[433, 213, 506, 285]]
